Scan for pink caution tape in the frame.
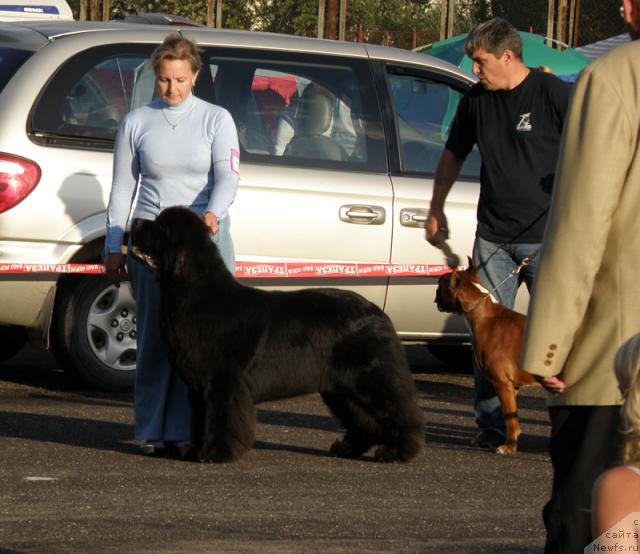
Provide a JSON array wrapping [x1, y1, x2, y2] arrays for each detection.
[[0, 263, 105, 274], [234, 262, 452, 279], [0, 262, 453, 279]]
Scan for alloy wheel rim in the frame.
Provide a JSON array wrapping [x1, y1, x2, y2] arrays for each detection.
[[86, 283, 137, 372]]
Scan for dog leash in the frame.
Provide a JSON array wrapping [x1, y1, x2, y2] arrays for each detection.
[[466, 249, 540, 314], [487, 249, 540, 295]]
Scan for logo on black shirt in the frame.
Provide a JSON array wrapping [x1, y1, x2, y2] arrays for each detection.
[[516, 112, 532, 132]]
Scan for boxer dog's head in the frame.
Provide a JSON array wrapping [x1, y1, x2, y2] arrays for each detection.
[[434, 257, 485, 315]]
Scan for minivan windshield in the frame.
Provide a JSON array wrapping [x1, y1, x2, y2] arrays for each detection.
[[0, 47, 33, 94]]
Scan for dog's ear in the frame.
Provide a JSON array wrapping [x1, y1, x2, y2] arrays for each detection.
[[466, 257, 479, 279], [172, 248, 190, 280], [158, 235, 194, 281], [450, 270, 460, 288]]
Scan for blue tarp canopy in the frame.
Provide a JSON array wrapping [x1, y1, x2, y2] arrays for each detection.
[[424, 31, 591, 82], [576, 34, 630, 60]]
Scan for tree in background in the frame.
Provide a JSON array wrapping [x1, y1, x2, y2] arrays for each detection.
[[575, 0, 625, 45], [472, 0, 491, 22], [470, 0, 624, 44], [347, 0, 439, 47], [489, 0, 548, 34], [256, 0, 318, 36], [67, 0, 626, 48]]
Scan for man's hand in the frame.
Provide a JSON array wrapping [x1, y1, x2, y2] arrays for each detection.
[[203, 211, 219, 236], [105, 252, 126, 287], [535, 375, 566, 394], [425, 149, 462, 247], [425, 210, 449, 246]]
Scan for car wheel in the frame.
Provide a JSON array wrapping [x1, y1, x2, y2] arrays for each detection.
[[53, 275, 136, 391], [0, 325, 28, 362], [426, 344, 473, 370]]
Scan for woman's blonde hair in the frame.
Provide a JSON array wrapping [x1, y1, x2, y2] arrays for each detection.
[[151, 33, 202, 75], [614, 333, 640, 464]]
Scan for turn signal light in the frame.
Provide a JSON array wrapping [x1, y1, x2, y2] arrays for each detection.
[[0, 153, 41, 214]]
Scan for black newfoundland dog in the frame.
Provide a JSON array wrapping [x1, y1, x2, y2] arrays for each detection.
[[130, 206, 424, 463]]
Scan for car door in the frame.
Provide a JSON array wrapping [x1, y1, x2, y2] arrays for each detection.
[[372, 62, 481, 340], [191, 45, 393, 308]]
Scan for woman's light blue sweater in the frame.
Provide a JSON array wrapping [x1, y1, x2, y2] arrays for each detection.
[[105, 93, 239, 254]]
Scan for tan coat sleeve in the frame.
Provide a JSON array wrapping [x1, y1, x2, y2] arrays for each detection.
[[522, 60, 635, 381]]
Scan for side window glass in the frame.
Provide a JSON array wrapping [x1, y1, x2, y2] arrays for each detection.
[[31, 45, 156, 143], [199, 51, 385, 173], [388, 72, 480, 178], [62, 56, 152, 131]]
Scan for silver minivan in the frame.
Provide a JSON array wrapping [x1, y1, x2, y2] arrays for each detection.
[[0, 21, 484, 390], [0, 0, 73, 22]]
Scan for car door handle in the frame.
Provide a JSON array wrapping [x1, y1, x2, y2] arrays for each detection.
[[339, 205, 386, 225], [400, 208, 428, 228]]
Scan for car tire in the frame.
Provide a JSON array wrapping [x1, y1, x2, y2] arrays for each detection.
[[426, 344, 473, 370], [53, 275, 136, 391], [0, 325, 28, 362]]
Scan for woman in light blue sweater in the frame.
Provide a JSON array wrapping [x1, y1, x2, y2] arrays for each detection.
[[105, 34, 239, 456]]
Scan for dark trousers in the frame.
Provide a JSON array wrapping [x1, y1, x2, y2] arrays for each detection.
[[544, 405, 624, 554]]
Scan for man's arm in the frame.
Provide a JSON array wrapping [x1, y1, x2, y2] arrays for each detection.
[[522, 65, 631, 380], [425, 148, 464, 245]]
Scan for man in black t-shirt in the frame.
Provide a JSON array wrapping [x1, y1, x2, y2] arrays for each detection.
[[425, 18, 571, 450]]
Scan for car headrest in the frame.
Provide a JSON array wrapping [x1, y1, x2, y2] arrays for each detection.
[[297, 93, 333, 136]]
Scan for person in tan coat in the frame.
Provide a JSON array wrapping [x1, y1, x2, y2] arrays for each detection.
[[521, 1, 640, 552]]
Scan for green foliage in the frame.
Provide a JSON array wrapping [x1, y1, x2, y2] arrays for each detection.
[[489, 0, 549, 34], [575, 0, 625, 45], [72, 1, 625, 49], [256, 0, 318, 35]]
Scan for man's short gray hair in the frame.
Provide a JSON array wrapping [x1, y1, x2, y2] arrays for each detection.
[[464, 18, 523, 60]]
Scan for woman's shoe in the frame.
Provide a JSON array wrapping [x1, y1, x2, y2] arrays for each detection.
[[139, 440, 166, 456]]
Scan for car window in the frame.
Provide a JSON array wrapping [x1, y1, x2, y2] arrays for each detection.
[[31, 44, 156, 143], [30, 43, 386, 173], [388, 72, 480, 179], [0, 46, 34, 94], [199, 50, 386, 173], [62, 56, 153, 131]]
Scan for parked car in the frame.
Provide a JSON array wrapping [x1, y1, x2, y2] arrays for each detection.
[[113, 11, 204, 27], [0, 20, 494, 391], [0, 0, 73, 22]]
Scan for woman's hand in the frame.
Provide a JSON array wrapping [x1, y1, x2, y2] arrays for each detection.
[[105, 253, 127, 287], [203, 211, 219, 236]]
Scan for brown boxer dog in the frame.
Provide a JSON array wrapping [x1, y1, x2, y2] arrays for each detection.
[[434, 258, 538, 455]]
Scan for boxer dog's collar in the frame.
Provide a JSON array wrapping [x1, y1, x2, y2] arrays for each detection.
[[467, 250, 540, 313]]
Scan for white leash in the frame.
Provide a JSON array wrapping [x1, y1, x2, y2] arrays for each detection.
[[466, 249, 540, 314], [485, 249, 540, 298]]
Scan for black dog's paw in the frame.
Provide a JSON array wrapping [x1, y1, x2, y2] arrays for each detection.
[[373, 445, 405, 463], [199, 443, 238, 463], [179, 444, 202, 462], [329, 438, 367, 459], [199, 454, 228, 464], [198, 449, 225, 463], [329, 439, 348, 457]]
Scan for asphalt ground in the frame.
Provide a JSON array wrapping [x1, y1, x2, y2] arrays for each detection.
[[0, 346, 551, 553]]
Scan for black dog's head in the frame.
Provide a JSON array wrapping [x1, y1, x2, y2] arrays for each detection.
[[434, 257, 479, 314], [130, 206, 223, 282]]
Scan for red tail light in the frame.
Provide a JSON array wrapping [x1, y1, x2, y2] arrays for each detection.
[[0, 153, 42, 214]]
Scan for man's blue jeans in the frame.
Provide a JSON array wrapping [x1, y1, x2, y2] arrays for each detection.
[[471, 236, 540, 435]]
